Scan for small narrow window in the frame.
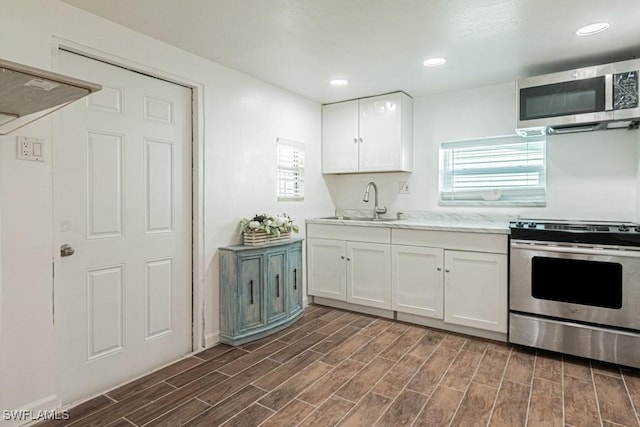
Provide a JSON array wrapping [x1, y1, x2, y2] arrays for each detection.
[[439, 134, 546, 206], [277, 137, 305, 201]]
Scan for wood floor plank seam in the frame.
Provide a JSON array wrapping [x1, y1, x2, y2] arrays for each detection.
[[590, 360, 607, 427], [405, 341, 466, 426], [621, 372, 640, 426], [137, 398, 204, 427], [483, 347, 512, 426], [560, 353, 566, 427], [453, 343, 493, 426], [521, 352, 538, 427]]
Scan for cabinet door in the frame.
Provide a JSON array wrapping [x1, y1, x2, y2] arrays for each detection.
[[237, 254, 265, 333], [322, 100, 359, 173], [266, 250, 287, 323], [347, 241, 391, 309], [392, 245, 444, 318], [358, 93, 403, 172], [288, 243, 303, 315], [444, 250, 508, 333], [307, 238, 346, 300]]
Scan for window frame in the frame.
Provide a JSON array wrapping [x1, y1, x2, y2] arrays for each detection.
[[276, 137, 305, 202], [439, 134, 547, 207]]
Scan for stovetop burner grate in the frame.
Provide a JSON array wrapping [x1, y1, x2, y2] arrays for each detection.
[[509, 219, 640, 247]]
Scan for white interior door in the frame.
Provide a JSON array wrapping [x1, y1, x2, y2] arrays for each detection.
[[56, 50, 192, 404]]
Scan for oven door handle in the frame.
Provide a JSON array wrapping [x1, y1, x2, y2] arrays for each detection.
[[511, 240, 640, 258]]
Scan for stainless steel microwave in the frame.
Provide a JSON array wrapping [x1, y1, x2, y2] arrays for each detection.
[[516, 59, 640, 131]]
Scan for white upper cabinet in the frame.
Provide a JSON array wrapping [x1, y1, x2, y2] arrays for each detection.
[[321, 99, 360, 173], [322, 92, 413, 174]]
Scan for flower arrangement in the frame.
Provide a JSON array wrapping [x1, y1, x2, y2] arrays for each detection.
[[240, 213, 299, 238]]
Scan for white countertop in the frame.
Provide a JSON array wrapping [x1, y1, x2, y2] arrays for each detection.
[[306, 211, 512, 235]]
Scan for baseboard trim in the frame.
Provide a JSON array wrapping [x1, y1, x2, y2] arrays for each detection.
[[312, 297, 394, 319], [204, 331, 220, 348], [396, 312, 507, 342]]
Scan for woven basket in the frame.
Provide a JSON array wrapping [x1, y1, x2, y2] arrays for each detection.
[[243, 230, 291, 246]]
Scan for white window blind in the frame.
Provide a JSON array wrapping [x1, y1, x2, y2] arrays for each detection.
[[439, 134, 546, 205], [277, 138, 305, 201]]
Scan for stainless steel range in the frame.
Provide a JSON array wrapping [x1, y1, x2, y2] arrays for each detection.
[[509, 219, 640, 368]]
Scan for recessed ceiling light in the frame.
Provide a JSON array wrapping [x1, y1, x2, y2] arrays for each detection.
[[423, 57, 447, 67], [330, 79, 349, 87], [575, 22, 610, 36]]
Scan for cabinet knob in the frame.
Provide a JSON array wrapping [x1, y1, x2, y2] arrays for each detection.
[[358, 137, 363, 143], [346, 257, 351, 261], [437, 267, 442, 271], [341, 255, 345, 259], [445, 269, 450, 273], [353, 138, 358, 143]]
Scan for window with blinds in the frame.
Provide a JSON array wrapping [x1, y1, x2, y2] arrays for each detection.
[[277, 138, 305, 201], [439, 134, 546, 205]]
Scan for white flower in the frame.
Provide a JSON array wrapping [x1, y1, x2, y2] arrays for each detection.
[[248, 221, 260, 229], [275, 216, 285, 226], [265, 219, 273, 226]]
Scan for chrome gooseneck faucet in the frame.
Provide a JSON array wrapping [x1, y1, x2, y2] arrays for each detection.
[[363, 181, 387, 219]]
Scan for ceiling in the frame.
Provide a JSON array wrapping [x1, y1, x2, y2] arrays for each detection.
[[62, 0, 640, 104]]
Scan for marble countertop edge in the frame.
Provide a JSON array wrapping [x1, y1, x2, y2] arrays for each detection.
[[305, 217, 510, 234]]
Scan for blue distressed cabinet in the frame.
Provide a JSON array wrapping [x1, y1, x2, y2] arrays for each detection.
[[219, 238, 304, 346]]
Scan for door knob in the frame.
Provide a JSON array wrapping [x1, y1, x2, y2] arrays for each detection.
[[60, 244, 75, 257]]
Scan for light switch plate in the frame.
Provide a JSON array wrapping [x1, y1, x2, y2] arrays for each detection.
[[16, 136, 44, 162]]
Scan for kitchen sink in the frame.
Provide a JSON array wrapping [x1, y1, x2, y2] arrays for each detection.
[[318, 216, 397, 222]]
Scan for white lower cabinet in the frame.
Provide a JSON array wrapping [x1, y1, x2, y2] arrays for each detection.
[[307, 225, 392, 310], [391, 229, 508, 334], [307, 238, 346, 301], [347, 242, 391, 309], [307, 224, 508, 336], [444, 250, 507, 333], [391, 245, 444, 318]]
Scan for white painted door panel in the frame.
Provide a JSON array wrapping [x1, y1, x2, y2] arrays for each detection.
[[347, 242, 391, 309], [57, 50, 192, 404], [358, 93, 402, 171], [321, 100, 359, 173], [392, 245, 444, 318], [444, 250, 508, 333], [307, 238, 346, 300]]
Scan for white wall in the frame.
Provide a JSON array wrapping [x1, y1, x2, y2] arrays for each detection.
[[325, 82, 639, 221], [0, 0, 332, 415]]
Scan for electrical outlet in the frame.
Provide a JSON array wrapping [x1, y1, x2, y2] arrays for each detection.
[[16, 136, 44, 162], [399, 181, 411, 194]]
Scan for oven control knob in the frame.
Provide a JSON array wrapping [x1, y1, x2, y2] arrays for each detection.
[[515, 221, 525, 228], [528, 222, 537, 228], [619, 224, 630, 232]]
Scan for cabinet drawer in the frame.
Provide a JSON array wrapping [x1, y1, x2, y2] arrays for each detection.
[[307, 224, 390, 243], [392, 229, 507, 254]]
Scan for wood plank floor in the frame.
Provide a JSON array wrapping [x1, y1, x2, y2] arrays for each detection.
[[38, 304, 640, 427]]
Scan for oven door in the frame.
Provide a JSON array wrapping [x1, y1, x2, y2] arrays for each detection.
[[510, 240, 640, 330]]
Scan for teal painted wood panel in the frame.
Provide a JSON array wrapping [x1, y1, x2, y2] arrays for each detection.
[[237, 254, 264, 333], [288, 243, 303, 315], [267, 250, 287, 323]]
